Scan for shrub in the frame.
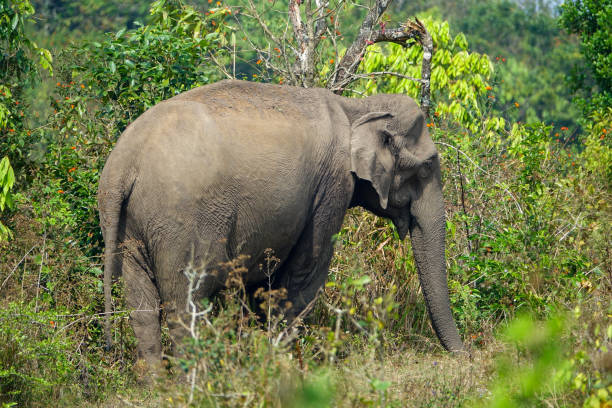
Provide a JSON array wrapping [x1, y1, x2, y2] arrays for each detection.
[[0, 303, 77, 405]]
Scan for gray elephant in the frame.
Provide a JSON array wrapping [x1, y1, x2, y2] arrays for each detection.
[[98, 79, 463, 369]]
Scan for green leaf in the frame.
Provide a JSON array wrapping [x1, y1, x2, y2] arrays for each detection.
[[350, 276, 371, 287], [455, 33, 468, 50], [370, 378, 391, 392], [193, 22, 201, 39], [11, 13, 19, 30], [204, 32, 218, 41]]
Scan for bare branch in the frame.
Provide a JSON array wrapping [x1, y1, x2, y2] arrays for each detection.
[[239, 0, 434, 109], [288, 0, 309, 85], [245, 0, 282, 46], [326, 0, 395, 92], [288, 0, 320, 86], [326, 21, 422, 93], [208, 51, 234, 79], [327, 15, 435, 119], [350, 70, 423, 83], [410, 18, 434, 118], [232, 6, 297, 84], [372, 26, 418, 44], [313, 0, 331, 40], [0, 245, 36, 292], [288, 0, 305, 45]]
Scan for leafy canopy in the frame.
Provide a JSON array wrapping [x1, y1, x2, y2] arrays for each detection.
[[358, 17, 499, 133], [560, 0, 612, 114], [0, 0, 51, 241]]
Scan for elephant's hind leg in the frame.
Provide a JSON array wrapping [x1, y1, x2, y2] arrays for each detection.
[[123, 248, 162, 374], [154, 237, 228, 357]]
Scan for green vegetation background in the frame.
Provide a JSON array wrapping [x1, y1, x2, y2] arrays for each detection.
[[0, 0, 610, 406]]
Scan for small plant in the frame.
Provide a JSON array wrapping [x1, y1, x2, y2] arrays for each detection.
[[480, 314, 573, 407], [0, 303, 77, 405], [0, 157, 15, 241]]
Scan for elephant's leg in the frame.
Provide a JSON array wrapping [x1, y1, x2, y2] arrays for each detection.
[[154, 236, 228, 354], [123, 251, 162, 371], [276, 203, 346, 320]]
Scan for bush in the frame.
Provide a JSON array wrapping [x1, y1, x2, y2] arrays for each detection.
[[0, 303, 76, 405]]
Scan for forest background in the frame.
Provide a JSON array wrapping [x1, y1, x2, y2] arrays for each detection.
[[0, 0, 610, 406]]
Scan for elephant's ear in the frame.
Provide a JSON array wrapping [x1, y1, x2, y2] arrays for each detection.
[[350, 112, 395, 209]]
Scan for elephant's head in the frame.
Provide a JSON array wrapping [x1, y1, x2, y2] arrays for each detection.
[[344, 94, 464, 352]]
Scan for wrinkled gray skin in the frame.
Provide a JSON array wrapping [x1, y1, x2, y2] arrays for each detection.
[[98, 80, 463, 369]]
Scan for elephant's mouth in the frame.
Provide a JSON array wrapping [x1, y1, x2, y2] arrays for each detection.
[[390, 207, 411, 240], [394, 218, 410, 240]]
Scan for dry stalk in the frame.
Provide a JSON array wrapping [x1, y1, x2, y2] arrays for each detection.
[[180, 246, 215, 405]]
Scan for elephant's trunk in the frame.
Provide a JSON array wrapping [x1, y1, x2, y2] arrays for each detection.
[[409, 172, 464, 352]]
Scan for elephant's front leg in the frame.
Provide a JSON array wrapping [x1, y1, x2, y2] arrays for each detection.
[[275, 204, 346, 320]]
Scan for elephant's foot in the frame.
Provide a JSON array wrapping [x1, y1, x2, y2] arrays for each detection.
[[132, 357, 166, 385]]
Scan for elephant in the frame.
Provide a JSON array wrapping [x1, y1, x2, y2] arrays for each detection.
[[98, 79, 464, 369]]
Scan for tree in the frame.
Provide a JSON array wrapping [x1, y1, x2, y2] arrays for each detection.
[[233, 0, 436, 116], [358, 17, 496, 133], [560, 0, 612, 114], [0, 0, 51, 240], [29, 0, 150, 48]]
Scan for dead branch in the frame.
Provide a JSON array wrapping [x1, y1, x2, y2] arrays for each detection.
[[411, 18, 434, 118], [349, 70, 423, 83], [288, 0, 322, 87], [327, 0, 394, 91], [246, 0, 282, 46], [327, 16, 432, 114], [241, 0, 435, 115]]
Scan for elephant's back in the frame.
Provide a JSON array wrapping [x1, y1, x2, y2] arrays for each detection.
[[170, 79, 330, 123]]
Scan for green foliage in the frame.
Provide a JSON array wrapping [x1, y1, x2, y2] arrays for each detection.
[[288, 370, 335, 408], [389, 0, 583, 129], [580, 108, 612, 185], [358, 17, 496, 133], [0, 157, 15, 240], [0, 0, 51, 240], [571, 303, 612, 408], [70, 0, 229, 132], [445, 0, 581, 127], [29, 0, 150, 48], [477, 314, 573, 407], [474, 304, 612, 408], [560, 0, 612, 114], [441, 101, 607, 331], [0, 0, 51, 83], [0, 302, 77, 405]]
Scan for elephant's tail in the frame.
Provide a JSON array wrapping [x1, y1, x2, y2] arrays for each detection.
[[99, 172, 134, 351]]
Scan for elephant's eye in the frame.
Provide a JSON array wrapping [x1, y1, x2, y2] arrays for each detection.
[[380, 130, 392, 145], [418, 160, 432, 178]]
